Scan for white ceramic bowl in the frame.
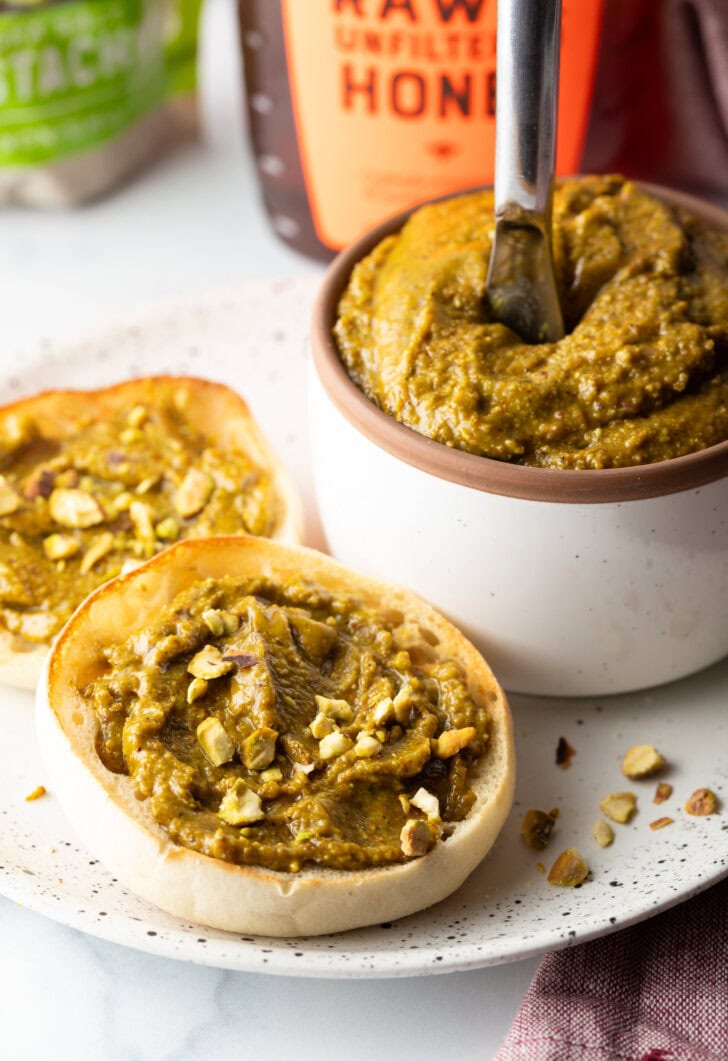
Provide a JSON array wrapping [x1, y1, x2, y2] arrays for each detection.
[[309, 185, 728, 697]]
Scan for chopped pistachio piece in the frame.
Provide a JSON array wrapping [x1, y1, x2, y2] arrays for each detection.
[[520, 809, 556, 850], [592, 819, 614, 847], [398, 793, 411, 814], [129, 500, 155, 541], [649, 816, 674, 830], [621, 744, 666, 779], [154, 516, 179, 541], [653, 782, 673, 805], [79, 532, 114, 574], [434, 726, 477, 759], [197, 716, 235, 766], [260, 766, 283, 783], [202, 609, 226, 636], [410, 786, 440, 821], [600, 791, 637, 824], [187, 677, 208, 704], [400, 818, 436, 857], [174, 468, 214, 518], [49, 488, 105, 529], [314, 695, 354, 722], [684, 788, 718, 816], [201, 608, 239, 637], [309, 712, 336, 740], [126, 404, 148, 428], [242, 727, 278, 770], [218, 780, 264, 825], [355, 733, 381, 758], [372, 696, 394, 725], [393, 683, 414, 723], [135, 475, 159, 496], [43, 533, 80, 561], [547, 848, 589, 886], [0, 475, 20, 516], [188, 644, 235, 680], [318, 730, 353, 760], [113, 491, 133, 513]]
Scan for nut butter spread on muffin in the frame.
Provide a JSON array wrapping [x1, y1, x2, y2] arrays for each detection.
[[0, 377, 301, 684], [334, 175, 728, 469], [86, 572, 490, 873], [37, 538, 514, 935]]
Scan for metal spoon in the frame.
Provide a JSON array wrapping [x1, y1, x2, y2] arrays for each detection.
[[486, 0, 564, 344]]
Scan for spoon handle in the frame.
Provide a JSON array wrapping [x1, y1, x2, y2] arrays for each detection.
[[494, 0, 562, 222]]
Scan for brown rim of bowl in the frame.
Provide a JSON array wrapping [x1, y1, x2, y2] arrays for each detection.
[[311, 181, 728, 504]]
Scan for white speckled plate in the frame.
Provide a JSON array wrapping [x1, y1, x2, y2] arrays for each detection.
[[0, 279, 726, 978]]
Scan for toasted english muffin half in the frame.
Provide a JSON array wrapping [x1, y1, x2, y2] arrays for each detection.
[[0, 376, 303, 688], [36, 537, 515, 937]]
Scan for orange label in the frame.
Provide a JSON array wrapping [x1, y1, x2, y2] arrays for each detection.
[[281, 0, 604, 250]]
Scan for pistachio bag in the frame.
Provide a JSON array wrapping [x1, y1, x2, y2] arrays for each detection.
[[0, 0, 202, 205]]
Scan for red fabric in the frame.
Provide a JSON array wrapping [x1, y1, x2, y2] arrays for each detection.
[[496, 877, 728, 1061], [582, 0, 728, 203]]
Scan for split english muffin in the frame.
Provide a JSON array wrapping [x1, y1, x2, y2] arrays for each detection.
[[0, 376, 302, 688], [36, 536, 515, 937]]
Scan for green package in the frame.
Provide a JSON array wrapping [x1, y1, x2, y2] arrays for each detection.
[[0, 0, 203, 204]]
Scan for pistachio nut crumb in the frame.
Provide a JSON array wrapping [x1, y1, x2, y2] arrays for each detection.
[[260, 766, 283, 783], [649, 816, 674, 830], [174, 468, 214, 518], [547, 848, 589, 886], [555, 736, 576, 769], [520, 809, 557, 850], [309, 712, 336, 740], [49, 488, 105, 529], [400, 818, 436, 857], [154, 516, 179, 541], [43, 533, 80, 561], [241, 727, 278, 771], [398, 793, 410, 814], [218, 780, 264, 826], [188, 644, 235, 680], [354, 733, 381, 758], [410, 787, 440, 822], [536, 862, 546, 874], [653, 782, 673, 804], [129, 500, 155, 542], [434, 726, 477, 759], [372, 696, 394, 725], [684, 788, 718, 816], [187, 677, 208, 704], [135, 475, 159, 496], [314, 695, 354, 723], [196, 717, 235, 767], [25, 785, 47, 802], [621, 744, 666, 779], [0, 475, 20, 516], [318, 730, 353, 760], [392, 683, 415, 723], [592, 819, 614, 847], [79, 532, 114, 574], [126, 404, 148, 428], [600, 791, 637, 824]]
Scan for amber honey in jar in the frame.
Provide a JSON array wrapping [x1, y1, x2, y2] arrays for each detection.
[[238, 0, 605, 261]]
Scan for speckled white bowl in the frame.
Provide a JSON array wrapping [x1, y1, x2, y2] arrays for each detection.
[[309, 186, 728, 697]]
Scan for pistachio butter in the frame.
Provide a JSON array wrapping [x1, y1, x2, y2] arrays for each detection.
[[84, 575, 490, 873], [335, 175, 728, 469], [0, 399, 276, 644]]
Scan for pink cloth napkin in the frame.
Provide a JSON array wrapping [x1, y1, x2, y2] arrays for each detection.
[[496, 877, 728, 1061]]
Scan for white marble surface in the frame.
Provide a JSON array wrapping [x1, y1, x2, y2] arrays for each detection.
[[0, 1, 538, 1058]]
